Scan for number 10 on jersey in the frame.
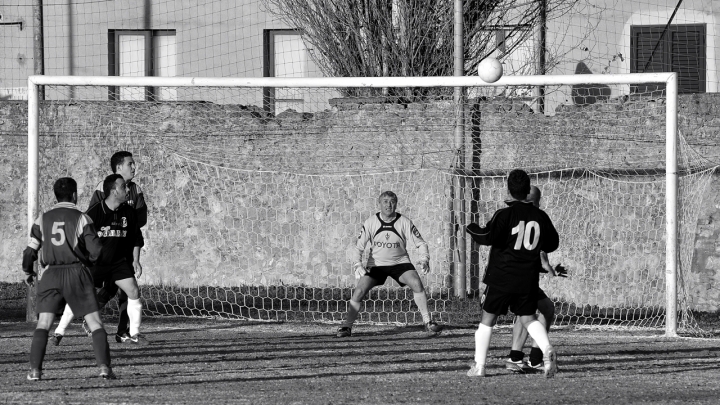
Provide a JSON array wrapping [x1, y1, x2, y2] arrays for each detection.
[[511, 221, 540, 251]]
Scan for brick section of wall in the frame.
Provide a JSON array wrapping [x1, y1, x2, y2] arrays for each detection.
[[1, 94, 719, 311]]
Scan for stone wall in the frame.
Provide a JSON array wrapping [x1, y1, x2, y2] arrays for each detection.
[[1, 94, 720, 311]]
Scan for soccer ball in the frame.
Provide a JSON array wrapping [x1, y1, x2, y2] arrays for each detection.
[[478, 58, 503, 83]]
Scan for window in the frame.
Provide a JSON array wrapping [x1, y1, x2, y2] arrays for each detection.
[[630, 24, 706, 94], [108, 30, 177, 101], [263, 30, 313, 114]]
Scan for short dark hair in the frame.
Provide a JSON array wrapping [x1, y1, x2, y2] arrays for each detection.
[[507, 169, 530, 200], [110, 151, 133, 173], [378, 190, 398, 203], [103, 174, 124, 197], [53, 177, 77, 202]]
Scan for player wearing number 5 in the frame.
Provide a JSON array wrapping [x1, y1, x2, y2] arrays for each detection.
[[465, 170, 560, 378], [22, 178, 115, 380], [336, 191, 442, 338]]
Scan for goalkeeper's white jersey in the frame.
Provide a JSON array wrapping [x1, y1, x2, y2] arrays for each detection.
[[353, 213, 429, 267]]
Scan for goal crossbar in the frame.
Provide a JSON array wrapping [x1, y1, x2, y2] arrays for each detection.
[[27, 73, 679, 336], [29, 72, 675, 88]]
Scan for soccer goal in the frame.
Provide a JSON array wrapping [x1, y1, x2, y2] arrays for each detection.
[[26, 72, 706, 336]]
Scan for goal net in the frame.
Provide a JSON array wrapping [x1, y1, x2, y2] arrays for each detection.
[[26, 73, 710, 336]]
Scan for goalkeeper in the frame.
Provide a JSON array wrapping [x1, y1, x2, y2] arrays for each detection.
[[505, 186, 568, 373], [336, 191, 442, 338]]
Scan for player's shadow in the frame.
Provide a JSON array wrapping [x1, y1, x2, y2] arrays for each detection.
[[52, 363, 488, 391], [104, 336, 499, 369]]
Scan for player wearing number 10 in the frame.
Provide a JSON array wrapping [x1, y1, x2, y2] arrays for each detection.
[[465, 169, 560, 378]]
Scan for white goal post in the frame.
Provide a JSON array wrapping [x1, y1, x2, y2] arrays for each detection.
[[27, 73, 680, 336]]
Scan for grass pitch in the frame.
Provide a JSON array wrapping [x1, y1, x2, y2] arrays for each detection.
[[1, 318, 719, 405]]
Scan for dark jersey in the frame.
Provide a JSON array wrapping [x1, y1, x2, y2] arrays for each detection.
[[88, 179, 147, 228], [86, 200, 142, 266], [467, 200, 559, 293], [22, 202, 102, 274]]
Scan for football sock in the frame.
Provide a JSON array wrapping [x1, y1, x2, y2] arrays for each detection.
[[91, 329, 111, 367], [95, 286, 115, 309], [127, 298, 143, 336], [116, 292, 130, 335], [474, 323, 493, 366], [529, 347, 543, 365], [29, 329, 49, 370], [54, 304, 75, 335], [525, 320, 551, 354], [117, 310, 130, 335], [343, 300, 361, 327], [412, 291, 431, 324], [509, 350, 525, 362]]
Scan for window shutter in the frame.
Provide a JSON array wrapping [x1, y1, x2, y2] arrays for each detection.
[[630, 24, 705, 94], [670, 26, 705, 93]]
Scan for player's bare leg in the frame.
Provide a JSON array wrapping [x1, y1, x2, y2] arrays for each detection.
[[337, 276, 378, 337], [468, 310, 497, 377], [506, 317, 530, 372], [28, 312, 57, 380], [114, 277, 147, 345], [519, 314, 557, 378], [398, 270, 441, 334], [511, 316, 527, 352]]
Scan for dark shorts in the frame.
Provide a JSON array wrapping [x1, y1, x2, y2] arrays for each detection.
[[537, 287, 548, 301], [36, 264, 99, 318], [367, 263, 416, 287], [91, 260, 135, 289], [481, 286, 538, 316]]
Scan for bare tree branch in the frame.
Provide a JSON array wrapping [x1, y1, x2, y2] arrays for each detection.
[[265, 0, 585, 97]]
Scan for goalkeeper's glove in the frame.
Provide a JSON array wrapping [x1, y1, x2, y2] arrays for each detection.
[[354, 263, 367, 279], [554, 263, 568, 278], [418, 261, 430, 275]]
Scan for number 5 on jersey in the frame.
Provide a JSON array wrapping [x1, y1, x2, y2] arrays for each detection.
[[51, 222, 66, 246], [511, 220, 539, 250]]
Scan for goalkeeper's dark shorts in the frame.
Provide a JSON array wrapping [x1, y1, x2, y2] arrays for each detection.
[[537, 288, 548, 301], [367, 263, 416, 287], [36, 264, 99, 318], [481, 285, 538, 316]]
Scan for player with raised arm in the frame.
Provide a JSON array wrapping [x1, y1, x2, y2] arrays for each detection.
[[22, 177, 115, 380], [53, 151, 146, 344], [336, 191, 441, 338], [53, 174, 148, 346], [505, 186, 568, 373], [465, 170, 560, 378]]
